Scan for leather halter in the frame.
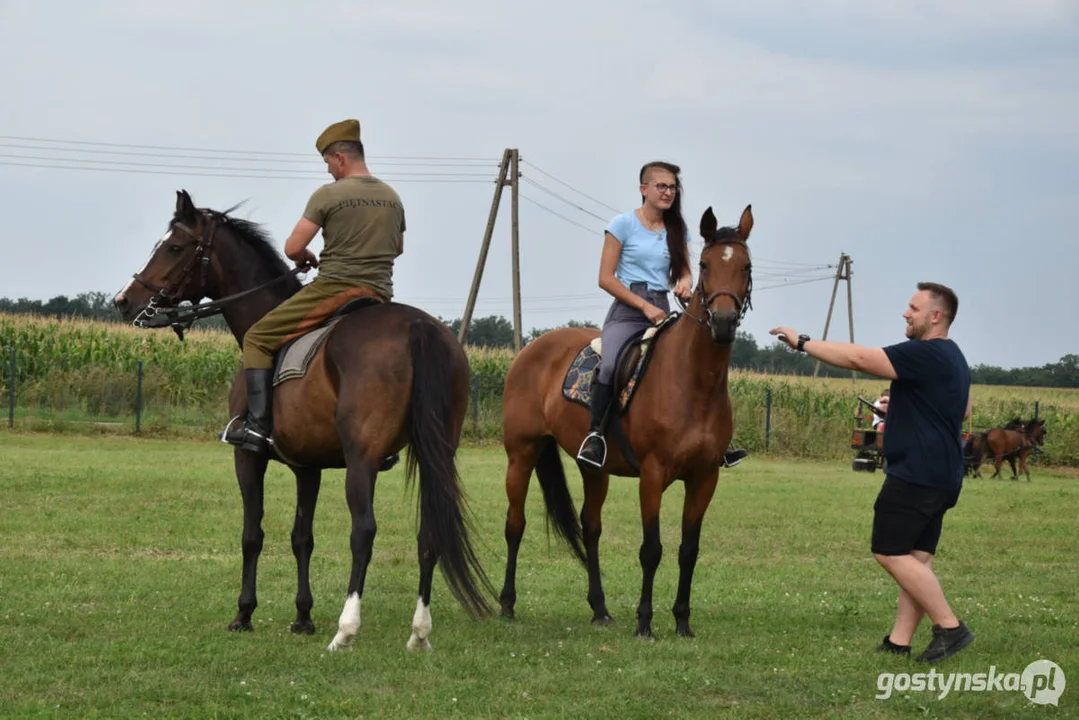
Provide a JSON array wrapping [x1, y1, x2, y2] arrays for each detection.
[[678, 237, 753, 328], [131, 215, 218, 320], [129, 212, 308, 337]]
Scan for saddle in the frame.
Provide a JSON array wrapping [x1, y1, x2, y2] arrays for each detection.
[[561, 313, 679, 412], [272, 295, 383, 387]]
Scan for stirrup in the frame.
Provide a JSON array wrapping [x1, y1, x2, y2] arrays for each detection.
[[220, 414, 273, 452], [220, 414, 244, 444], [576, 431, 607, 468], [723, 448, 748, 468]]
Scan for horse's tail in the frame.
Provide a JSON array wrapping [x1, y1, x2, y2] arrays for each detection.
[[967, 432, 987, 472], [405, 318, 495, 618], [533, 435, 587, 565]]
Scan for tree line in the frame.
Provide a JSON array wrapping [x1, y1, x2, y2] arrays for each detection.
[[3, 294, 1076, 387]]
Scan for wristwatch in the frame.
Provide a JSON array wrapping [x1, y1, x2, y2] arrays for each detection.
[[797, 334, 810, 352]]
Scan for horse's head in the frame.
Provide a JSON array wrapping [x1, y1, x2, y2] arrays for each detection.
[[113, 190, 222, 328], [1027, 418, 1047, 446], [694, 205, 753, 345]]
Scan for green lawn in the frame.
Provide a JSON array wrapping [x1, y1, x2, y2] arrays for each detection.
[[0, 433, 1074, 719]]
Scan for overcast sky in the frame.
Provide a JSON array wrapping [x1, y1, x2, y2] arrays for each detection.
[[1, 1, 1075, 369]]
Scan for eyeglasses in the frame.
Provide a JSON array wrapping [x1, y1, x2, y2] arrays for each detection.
[[646, 183, 678, 194]]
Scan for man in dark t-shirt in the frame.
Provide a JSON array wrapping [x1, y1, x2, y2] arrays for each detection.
[[770, 282, 975, 664]]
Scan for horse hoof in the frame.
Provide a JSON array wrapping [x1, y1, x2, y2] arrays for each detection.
[[677, 625, 696, 639], [228, 619, 253, 632], [407, 635, 432, 652], [500, 608, 516, 621], [634, 629, 656, 641], [591, 615, 614, 626], [290, 620, 316, 635]]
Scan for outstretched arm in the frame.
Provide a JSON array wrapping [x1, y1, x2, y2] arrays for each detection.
[[770, 327, 898, 379]]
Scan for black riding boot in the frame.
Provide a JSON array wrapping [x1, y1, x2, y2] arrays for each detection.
[[576, 381, 614, 468], [223, 368, 274, 455]]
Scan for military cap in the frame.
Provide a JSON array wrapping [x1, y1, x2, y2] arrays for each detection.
[[316, 119, 361, 154]]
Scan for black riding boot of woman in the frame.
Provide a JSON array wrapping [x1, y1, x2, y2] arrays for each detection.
[[577, 381, 614, 468]]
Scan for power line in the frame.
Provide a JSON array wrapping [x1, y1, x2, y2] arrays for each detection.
[[520, 176, 610, 223], [520, 159, 623, 215], [406, 292, 601, 302], [518, 193, 602, 235], [0, 160, 493, 183], [754, 259, 835, 269], [0, 152, 496, 177], [0, 142, 496, 168], [754, 267, 838, 279], [754, 276, 835, 292], [0, 134, 494, 162]]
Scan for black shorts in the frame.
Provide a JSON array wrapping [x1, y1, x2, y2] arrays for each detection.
[[871, 475, 961, 556]]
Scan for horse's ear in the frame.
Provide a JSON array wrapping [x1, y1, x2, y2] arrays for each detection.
[[700, 207, 718, 242], [175, 189, 196, 221], [738, 204, 754, 240]]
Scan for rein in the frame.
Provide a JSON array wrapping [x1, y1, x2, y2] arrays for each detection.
[[130, 213, 309, 339]]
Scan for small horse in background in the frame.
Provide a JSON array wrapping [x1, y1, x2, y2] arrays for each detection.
[[984, 418, 1047, 481], [963, 417, 1021, 478]]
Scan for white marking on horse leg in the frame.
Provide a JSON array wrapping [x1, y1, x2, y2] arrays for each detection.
[[406, 596, 433, 651], [327, 592, 361, 652], [721, 246, 734, 263]]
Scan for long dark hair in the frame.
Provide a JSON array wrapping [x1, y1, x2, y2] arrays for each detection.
[[639, 161, 690, 287]]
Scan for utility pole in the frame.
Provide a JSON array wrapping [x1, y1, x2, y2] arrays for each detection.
[[813, 252, 857, 381], [458, 148, 523, 352], [509, 149, 522, 352]]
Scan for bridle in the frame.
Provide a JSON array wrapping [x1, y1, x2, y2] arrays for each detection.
[[677, 237, 753, 329], [131, 215, 219, 326], [130, 212, 308, 338]]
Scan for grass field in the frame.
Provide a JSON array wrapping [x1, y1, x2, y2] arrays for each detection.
[[0, 433, 1074, 718]]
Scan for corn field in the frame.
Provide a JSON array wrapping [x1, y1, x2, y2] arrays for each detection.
[[3, 313, 1076, 465]]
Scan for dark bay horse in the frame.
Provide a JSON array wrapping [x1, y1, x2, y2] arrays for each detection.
[[114, 190, 494, 651], [964, 418, 1021, 478], [984, 418, 1047, 481], [500, 205, 753, 639]]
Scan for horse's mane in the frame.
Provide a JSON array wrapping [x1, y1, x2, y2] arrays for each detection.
[[172, 203, 300, 291], [215, 205, 294, 278]]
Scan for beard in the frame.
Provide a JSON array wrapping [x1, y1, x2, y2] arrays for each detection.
[[906, 320, 930, 340]]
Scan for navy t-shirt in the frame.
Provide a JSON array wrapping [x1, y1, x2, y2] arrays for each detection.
[[881, 338, 970, 491]]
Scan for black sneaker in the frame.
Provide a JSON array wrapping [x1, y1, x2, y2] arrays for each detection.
[[876, 635, 911, 656], [915, 621, 975, 664], [723, 448, 749, 468]]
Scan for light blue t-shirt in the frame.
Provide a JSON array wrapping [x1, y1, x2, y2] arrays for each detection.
[[606, 210, 681, 292]]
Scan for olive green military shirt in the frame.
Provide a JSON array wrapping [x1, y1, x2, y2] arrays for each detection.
[[302, 176, 405, 300]]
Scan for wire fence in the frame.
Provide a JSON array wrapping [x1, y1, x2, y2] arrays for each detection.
[[4, 346, 1069, 468]]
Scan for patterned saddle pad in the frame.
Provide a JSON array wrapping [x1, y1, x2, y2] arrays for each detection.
[[561, 314, 677, 411]]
